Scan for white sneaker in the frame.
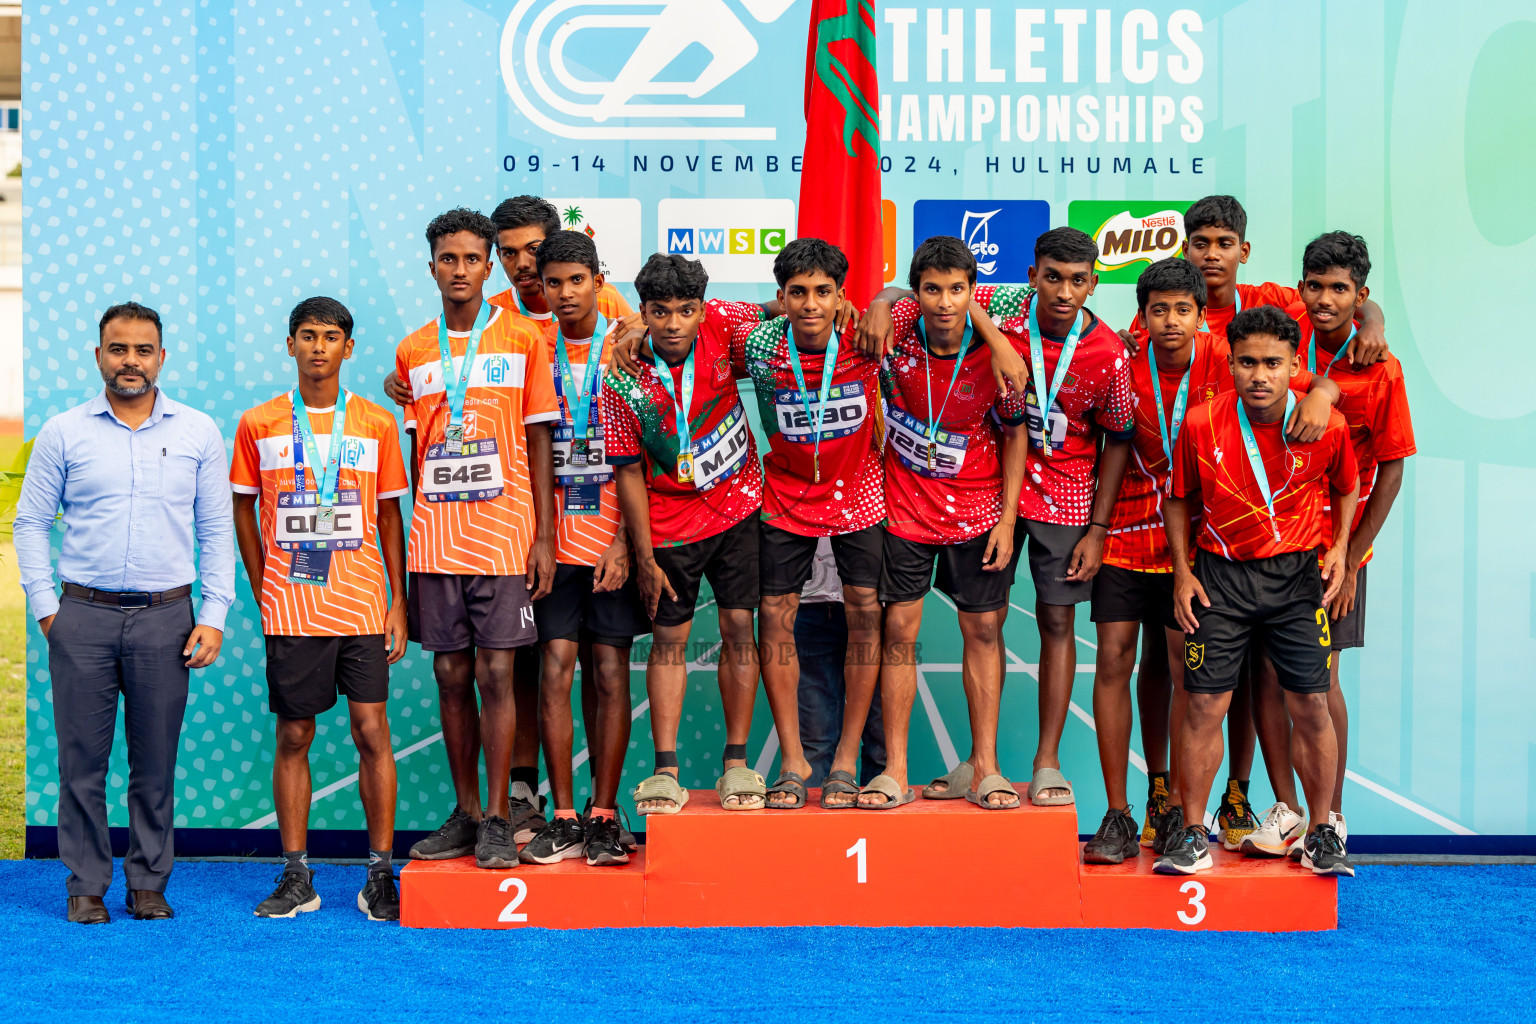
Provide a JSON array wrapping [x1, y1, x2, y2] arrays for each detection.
[[1330, 811, 1348, 847], [1291, 812, 1348, 861], [1240, 802, 1305, 857]]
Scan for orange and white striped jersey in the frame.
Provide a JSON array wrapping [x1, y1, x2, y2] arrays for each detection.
[[230, 391, 409, 637], [396, 305, 560, 577], [542, 319, 625, 565]]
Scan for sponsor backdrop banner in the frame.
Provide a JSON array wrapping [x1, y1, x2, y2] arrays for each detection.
[[20, 2, 1536, 843]]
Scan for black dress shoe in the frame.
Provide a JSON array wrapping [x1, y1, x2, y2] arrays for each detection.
[[67, 895, 111, 924], [125, 889, 174, 920]]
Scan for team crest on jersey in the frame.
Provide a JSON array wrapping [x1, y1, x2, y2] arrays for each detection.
[[485, 355, 509, 385], [1059, 372, 1079, 392], [1203, 383, 1218, 401], [713, 354, 731, 384], [1289, 450, 1312, 475], [340, 437, 365, 468], [1185, 642, 1204, 670], [958, 381, 974, 398]]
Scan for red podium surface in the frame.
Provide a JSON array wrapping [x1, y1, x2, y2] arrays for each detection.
[[401, 850, 646, 930], [644, 787, 1084, 927], [1079, 846, 1337, 931]]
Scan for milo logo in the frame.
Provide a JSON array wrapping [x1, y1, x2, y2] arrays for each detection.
[[1067, 200, 1195, 284]]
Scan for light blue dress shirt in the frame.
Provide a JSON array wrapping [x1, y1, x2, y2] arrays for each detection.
[[14, 389, 236, 630]]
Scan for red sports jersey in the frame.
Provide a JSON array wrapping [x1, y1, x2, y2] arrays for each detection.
[[1173, 396, 1358, 561], [601, 299, 765, 548], [230, 392, 409, 636], [989, 290, 1135, 526], [396, 305, 560, 576], [732, 316, 884, 537], [1105, 332, 1233, 572], [880, 290, 1023, 544], [1128, 282, 1301, 341], [1291, 310, 1416, 554]]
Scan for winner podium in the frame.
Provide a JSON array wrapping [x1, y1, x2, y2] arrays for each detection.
[[401, 787, 1336, 931]]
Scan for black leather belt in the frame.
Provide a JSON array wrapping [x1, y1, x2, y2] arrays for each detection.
[[62, 583, 193, 608]]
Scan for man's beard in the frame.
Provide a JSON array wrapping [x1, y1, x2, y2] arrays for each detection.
[[102, 365, 156, 397]]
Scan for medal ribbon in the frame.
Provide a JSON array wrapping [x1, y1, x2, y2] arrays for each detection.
[[1306, 322, 1356, 375], [291, 388, 348, 508], [436, 300, 493, 440], [556, 313, 608, 439], [917, 316, 971, 454], [1026, 298, 1083, 458], [783, 321, 840, 479], [1235, 390, 1297, 539], [654, 345, 695, 474], [1148, 341, 1194, 467]]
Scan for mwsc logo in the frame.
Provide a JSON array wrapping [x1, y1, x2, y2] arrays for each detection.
[[499, 0, 797, 141], [1068, 200, 1194, 284], [658, 198, 796, 284], [666, 227, 787, 257]]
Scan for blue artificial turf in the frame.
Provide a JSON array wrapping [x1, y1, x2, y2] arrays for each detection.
[[0, 859, 1532, 1022]]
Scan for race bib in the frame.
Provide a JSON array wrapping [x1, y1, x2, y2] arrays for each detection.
[[421, 438, 505, 503], [773, 381, 868, 444], [276, 490, 366, 551], [886, 404, 969, 478], [1024, 387, 1070, 452], [552, 421, 613, 486], [690, 401, 752, 491]]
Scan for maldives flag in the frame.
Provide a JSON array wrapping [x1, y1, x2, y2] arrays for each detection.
[[797, 0, 881, 309]]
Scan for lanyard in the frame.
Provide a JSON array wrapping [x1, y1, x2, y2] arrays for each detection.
[[783, 321, 840, 483], [291, 389, 348, 534], [916, 316, 970, 471], [1306, 323, 1355, 375], [1026, 298, 1083, 458], [1148, 341, 1194, 467], [556, 313, 608, 449], [437, 301, 492, 453], [654, 345, 697, 481], [1235, 390, 1297, 543]]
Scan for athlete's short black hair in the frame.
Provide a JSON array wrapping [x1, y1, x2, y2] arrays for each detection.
[[1227, 304, 1300, 351], [426, 207, 496, 257], [634, 252, 709, 304], [98, 301, 163, 345], [534, 230, 601, 277], [1183, 195, 1248, 242], [288, 296, 354, 339], [773, 237, 848, 288], [491, 195, 560, 239], [1302, 230, 1371, 289], [1033, 226, 1099, 268], [1136, 258, 1207, 312], [908, 235, 976, 291]]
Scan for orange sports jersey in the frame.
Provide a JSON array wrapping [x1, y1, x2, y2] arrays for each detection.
[[489, 282, 631, 327], [1105, 332, 1234, 572], [1128, 282, 1301, 341], [1173, 395, 1358, 562], [396, 305, 560, 576], [1291, 308, 1416, 565], [230, 392, 409, 637], [543, 318, 625, 566]]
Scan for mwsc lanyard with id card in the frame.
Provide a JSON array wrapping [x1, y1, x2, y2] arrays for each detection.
[[654, 344, 697, 483], [780, 320, 842, 483], [553, 315, 612, 515], [1235, 390, 1298, 545], [421, 302, 506, 504], [1026, 298, 1083, 458], [282, 390, 364, 586]]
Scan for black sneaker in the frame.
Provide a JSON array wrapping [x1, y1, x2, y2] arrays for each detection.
[[1301, 823, 1355, 877], [510, 795, 547, 846], [254, 868, 321, 918], [519, 815, 586, 865], [1153, 824, 1214, 875], [1083, 807, 1140, 864], [583, 815, 631, 866], [1152, 804, 1186, 856], [357, 871, 400, 922], [1140, 775, 1171, 847], [584, 798, 638, 852], [475, 815, 519, 869], [409, 806, 478, 861]]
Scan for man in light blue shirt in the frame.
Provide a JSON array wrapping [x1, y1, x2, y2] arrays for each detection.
[[14, 301, 234, 924]]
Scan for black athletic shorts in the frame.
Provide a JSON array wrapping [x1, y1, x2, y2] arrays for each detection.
[[760, 521, 882, 597], [1090, 563, 1178, 631], [1329, 563, 1367, 651], [651, 514, 759, 627], [879, 526, 1012, 613], [1183, 549, 1332, 696], [265, 634, 389, 719], [1007, 518, 1093, 606], [407, 572, 538, 652], [533, 562, 651, 647]]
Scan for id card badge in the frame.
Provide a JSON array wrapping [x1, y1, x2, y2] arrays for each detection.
[[287, 548, 333, 587], [276, 490, 366, 551], [886, 404, 968, 478], [562, 483, 602, 516], [687, 401, 752, 491], [552, 422, 614, 487], [421, 439, 505, 503], [773, 381, 868, 444]]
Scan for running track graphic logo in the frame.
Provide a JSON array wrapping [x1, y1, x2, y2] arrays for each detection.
[[499, 0, 797, 140]]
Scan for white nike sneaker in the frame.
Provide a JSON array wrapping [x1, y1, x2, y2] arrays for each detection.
[[1330, 810, 1348, 845], [1240, 801, 1305, 857]]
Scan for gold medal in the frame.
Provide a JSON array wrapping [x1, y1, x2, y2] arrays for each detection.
[[677, 451, 694, 483]]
